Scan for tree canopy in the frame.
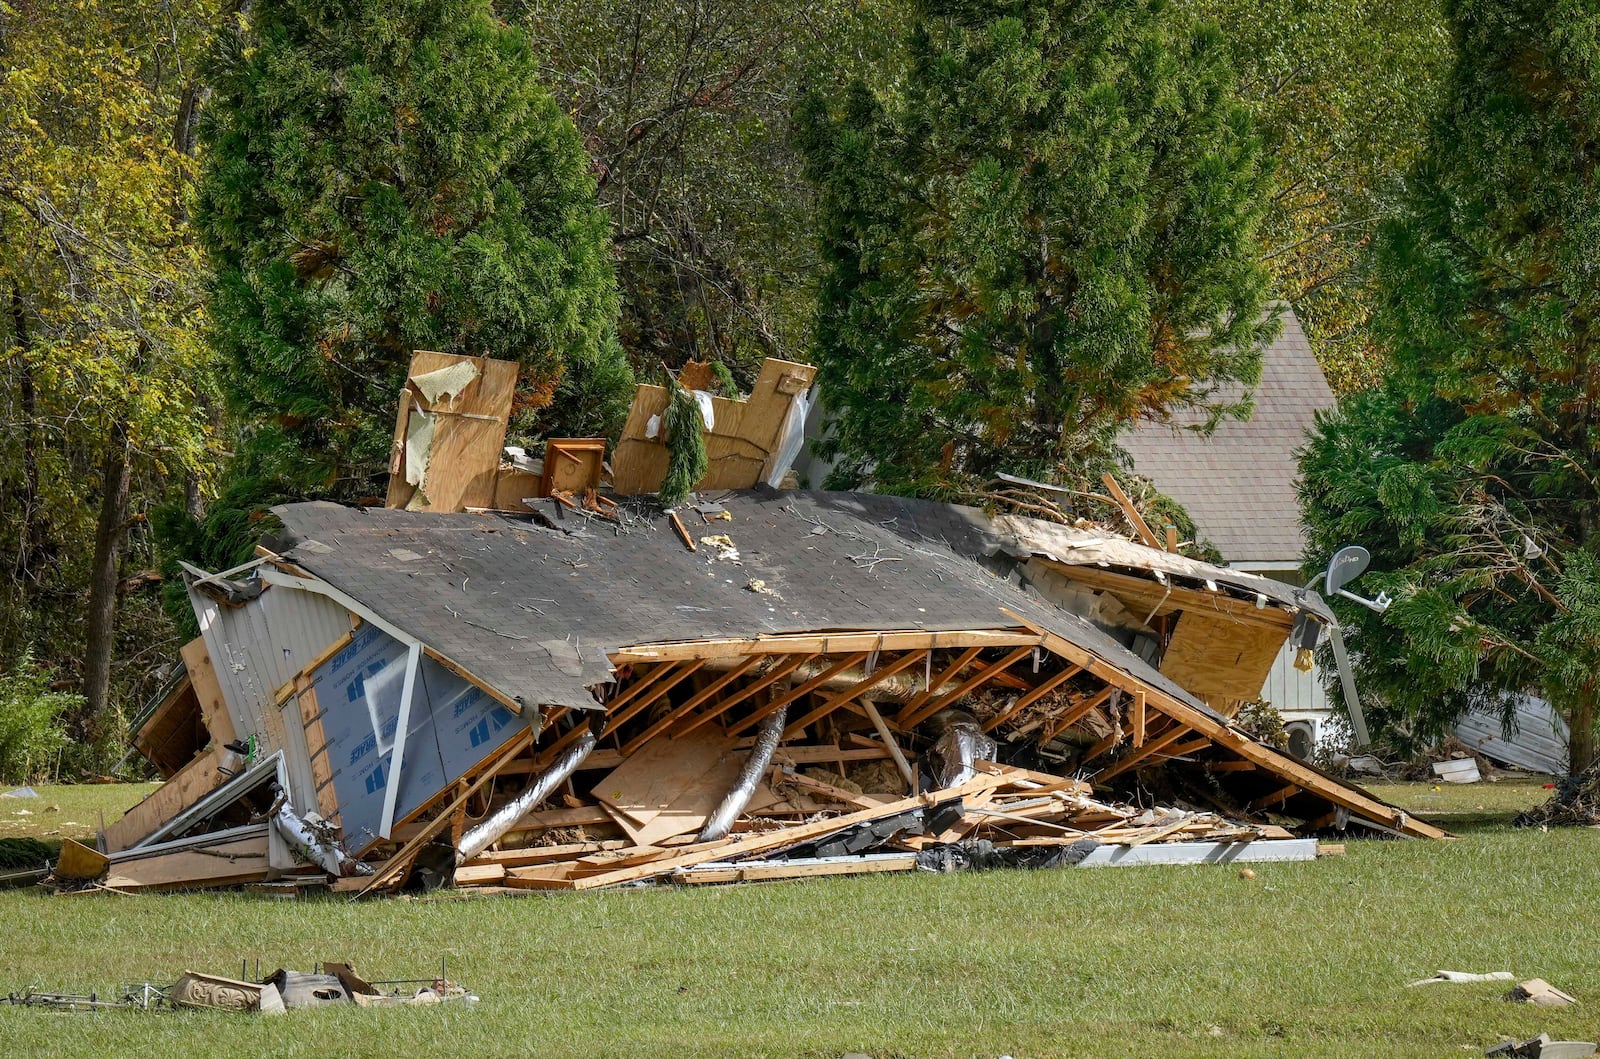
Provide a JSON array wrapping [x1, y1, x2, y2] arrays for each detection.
[[797, 0, 1276, 498], [1299, 0, 1600, 771], [187, 0, 631, 567]]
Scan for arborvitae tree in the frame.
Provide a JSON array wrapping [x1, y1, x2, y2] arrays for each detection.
[[188, 0, 631, 565], [1299, 0, 1600, 773], [796, 0, 1275, 498]]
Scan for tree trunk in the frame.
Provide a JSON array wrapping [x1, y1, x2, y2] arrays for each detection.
[[1569, 683, 1596, 776], [80, 425, 131, 744], [9, 283, 42, 584]]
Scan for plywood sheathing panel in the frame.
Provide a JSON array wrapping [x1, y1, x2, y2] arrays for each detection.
[[179, 637, 238, 750], [102, 746, 226, 852], [385, 351, 518, 513], [1159, 613, 1291, 709], [132, 672, 206, 778], [610, 358, 817, 495]]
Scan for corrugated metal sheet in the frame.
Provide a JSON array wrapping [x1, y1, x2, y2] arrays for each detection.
[[190, 584, 353, 808], [1453, 695, 1568, 774]]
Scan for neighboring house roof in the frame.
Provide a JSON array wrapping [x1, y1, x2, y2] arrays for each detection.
[[265, 490, 1217, 720], [1119, 307, 1335, 569]]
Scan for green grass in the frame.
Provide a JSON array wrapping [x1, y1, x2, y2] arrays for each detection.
[[0, 778, 1591, 1058], [0, 782, 157, 846]]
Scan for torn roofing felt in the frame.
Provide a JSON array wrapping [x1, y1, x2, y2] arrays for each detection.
[[265, 491, 1223, 720]]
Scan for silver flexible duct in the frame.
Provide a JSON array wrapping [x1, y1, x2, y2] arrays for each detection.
[[273, 796, 373, 876], [697, 704, 788, 843], [455, 727, 598, 865]]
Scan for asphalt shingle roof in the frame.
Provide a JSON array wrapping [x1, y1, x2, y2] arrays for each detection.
[[268, 491, 1217, 720], [1119, 307, 1335, 567]]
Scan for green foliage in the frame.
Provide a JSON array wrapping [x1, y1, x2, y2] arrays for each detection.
[[1179, 0, 1450, 392], [1300, 0, 1600, 768], [0, 654, 76, 783], [658, 381, 709, 507], [0, 0, 220, 742], [798, 0, 1275, 500], [190, 0, 632, 563]]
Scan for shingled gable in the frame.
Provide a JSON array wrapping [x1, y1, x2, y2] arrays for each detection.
[[264, 490, 1219, 721], [1120, 306, 1336, 569]]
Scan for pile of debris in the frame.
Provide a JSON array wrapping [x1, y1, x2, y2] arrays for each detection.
[[72, 353, 1444, 897], [4, 961, 474, 1013], [1517, 760, 1600, 828]]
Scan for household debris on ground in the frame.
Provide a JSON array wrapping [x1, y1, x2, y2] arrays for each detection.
[[3, 962, 475, 1013], [1508, 980, 1579, 1008], [1517, 760, 1600, 828], [82, 355, 1446, 897], [1488, 1035, 1596, 1059], [1409, 971, 1517, 987]]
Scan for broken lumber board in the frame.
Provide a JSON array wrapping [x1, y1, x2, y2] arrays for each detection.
[[102, 829, 272, 891], [668, 653, 816, 741], [785, 650, 930, 738], [571, 767, 1022, 890], [1075, 838, 1317, 868], [385, 352, 518, 513], [1100, 472, 1161, 549], [453, 862, 508, 886], [102, 746, 226, 853], [674, 853, 918, 885], [899, 646, 1035, 729], [462, 840, 629, 868]]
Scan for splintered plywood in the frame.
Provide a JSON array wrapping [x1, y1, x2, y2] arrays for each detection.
[[104, 831, 271, 891], [386, 352, 518, 513], [180, 637, 238, 749], [610, 358, 816, 495], [590, 728, 743, 846], [102, 746, 225, 853], [1159, 614, 1291, 710]]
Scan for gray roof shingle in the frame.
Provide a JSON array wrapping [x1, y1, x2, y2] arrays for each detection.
[[268, 491, 1218, 721], [1119, 307, 1334, 567]]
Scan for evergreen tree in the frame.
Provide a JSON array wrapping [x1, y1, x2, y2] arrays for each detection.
[[796, 0, 1275, 498], [188, 0, 631, 565], [1299, 0, 1600, 772]]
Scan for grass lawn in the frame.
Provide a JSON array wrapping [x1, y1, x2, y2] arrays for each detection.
[[0, 776, 1593, 1058]]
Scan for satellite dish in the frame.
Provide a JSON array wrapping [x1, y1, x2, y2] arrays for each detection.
[[1324, 546, 1370, 598], [1321, 545, 1391, 614]]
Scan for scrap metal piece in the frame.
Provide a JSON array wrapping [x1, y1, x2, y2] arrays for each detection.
[[697, 704, 788, 843], [456, 723, 599, 865]]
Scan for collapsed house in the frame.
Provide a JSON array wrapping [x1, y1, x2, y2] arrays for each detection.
[[85, 355, 1444, 897]]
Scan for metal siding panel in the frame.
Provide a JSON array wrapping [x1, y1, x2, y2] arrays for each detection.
[[1259, 636, 1326, 714]]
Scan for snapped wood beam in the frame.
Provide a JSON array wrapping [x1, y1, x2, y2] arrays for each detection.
[[669, 654, 815, 741], [983, 663, 1085, 733], [602, 660, 707, 738], [1101, 472, 1161, 549], [1038, 685, 1115, 745], [1132, 690, 1147, 747], [726, 652, 870, 737], [617, 656, 763, 752], [784, 650, 931, 739], [893, 647, 983, 726], [900, 646, 1036, 729], [1095, 723, 1193, 781]]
